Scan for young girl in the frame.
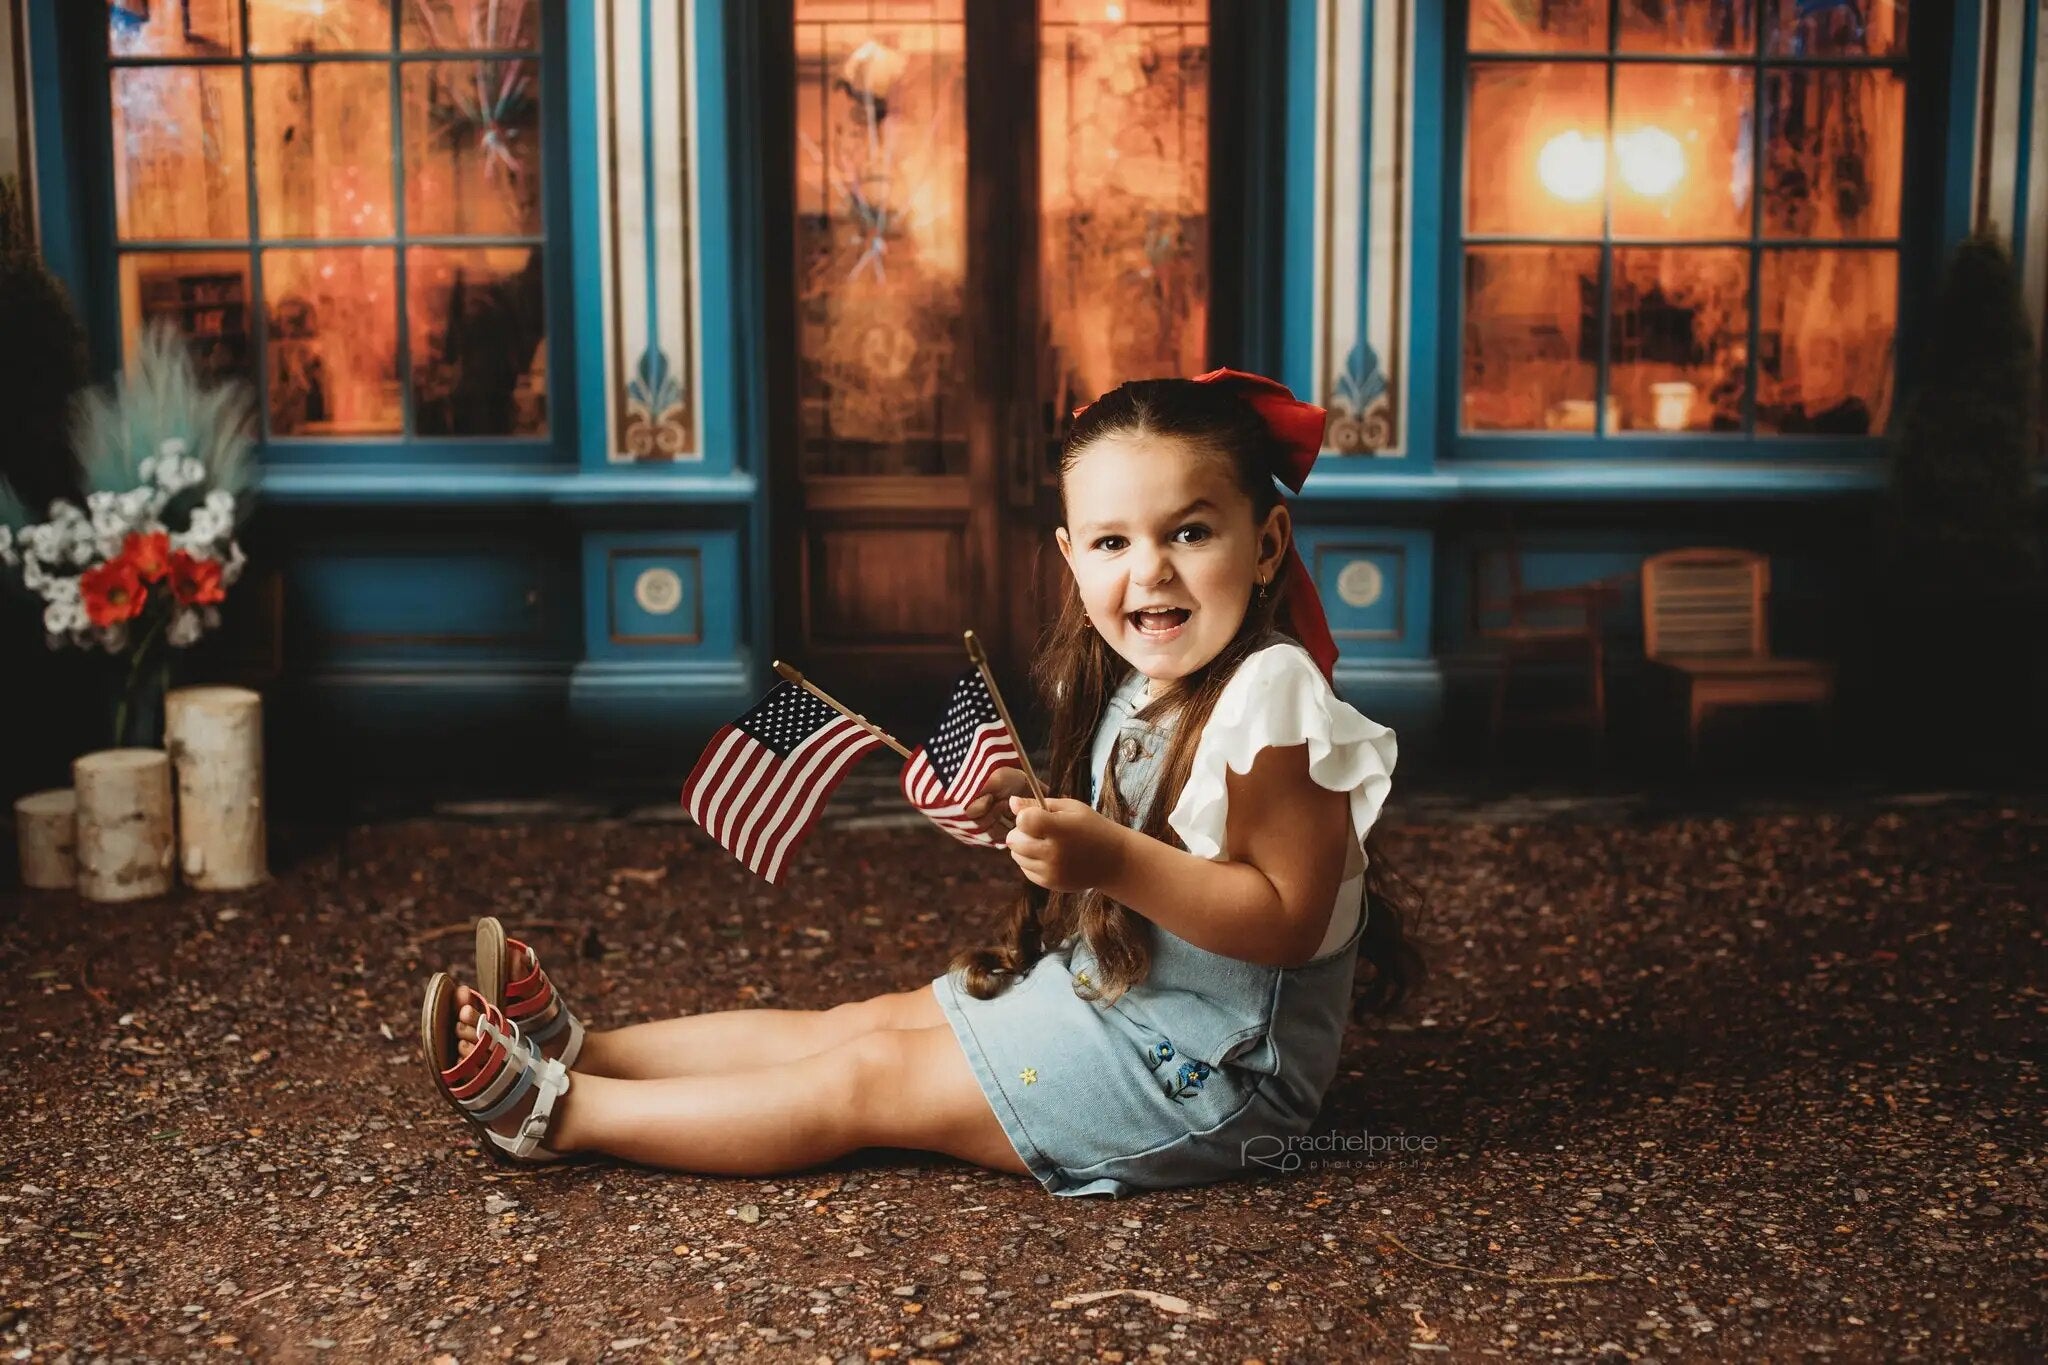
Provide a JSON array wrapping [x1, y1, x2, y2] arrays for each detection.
[[420, 369, 1418, 1197]]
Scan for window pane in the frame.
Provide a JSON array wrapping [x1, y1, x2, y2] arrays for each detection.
[[1462, 245, 1601, 432], [112, 68, 249, 241], [254, 64, 394, 238], [1757, 248, 1896, 434], [1611, 64, 1752, 238], [1467, 63, 1607, 238], [110, 0, 241, 58], [120, 252, 254, 386], [404, 0, 540, 51], [403, 61, 543, 237], [248, 0, 391, 54], [1766, 0, 1906, 57], [1041, 4, 1210, 416], [407, 246, 547, 436], [1618, 0, 1756, 54], [264, 248, 401, 436], [1763, 69, 1904, 239], [1469, 0, 1607, 53], [1610, 248, 1749, 432], [793, 5, 969, 474]]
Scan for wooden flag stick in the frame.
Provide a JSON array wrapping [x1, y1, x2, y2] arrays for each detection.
[[772, 660, 914, 760], [962, 630, 1048, 806]]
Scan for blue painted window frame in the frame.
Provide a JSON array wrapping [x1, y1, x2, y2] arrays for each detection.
[[1431, 1, 1978, 464], [33, 0, 580, 468]]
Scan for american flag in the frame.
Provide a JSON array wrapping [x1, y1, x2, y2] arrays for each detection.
[[900, 669, 1023, 846], [682, 681, 887, 883]]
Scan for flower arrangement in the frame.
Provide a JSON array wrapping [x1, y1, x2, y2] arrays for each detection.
[[0, 322, 256, 746]]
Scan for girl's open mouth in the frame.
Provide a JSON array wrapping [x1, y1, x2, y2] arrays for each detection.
[[1129, 608, 1191, 638]]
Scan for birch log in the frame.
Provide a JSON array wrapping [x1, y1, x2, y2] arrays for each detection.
[[73, 749, 175, 901], [165, 685, 268, 891], [14, 788, 77, 889]]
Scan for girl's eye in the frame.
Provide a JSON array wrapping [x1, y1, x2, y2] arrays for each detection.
[[1092, 535, 1127, 552], [1173, 524, 1212, 544]]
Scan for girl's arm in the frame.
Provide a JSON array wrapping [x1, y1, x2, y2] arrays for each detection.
[[1005, 742, 1350, 968]]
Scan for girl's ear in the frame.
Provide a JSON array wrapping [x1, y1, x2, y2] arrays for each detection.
[[1256, 503, 1291, 583], [1055, 525, 1076, 573]]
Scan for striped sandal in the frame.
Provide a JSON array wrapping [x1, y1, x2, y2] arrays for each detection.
[[475, 916, 586, 1071], [420, 971, 572, 1165]]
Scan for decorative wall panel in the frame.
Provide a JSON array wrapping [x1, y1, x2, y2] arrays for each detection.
[[598, 0, 701, 460], [1313, 0, 1411, 455]]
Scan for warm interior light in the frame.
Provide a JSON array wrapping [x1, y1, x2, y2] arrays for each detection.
[[1536, 131, 1604, 203], [1616, 126, 1686, 197]]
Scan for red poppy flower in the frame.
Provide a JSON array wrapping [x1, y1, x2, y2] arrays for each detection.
[[169, 550, 225, 607], [122, 530, 172, 582], [81, 558, 146, 627]]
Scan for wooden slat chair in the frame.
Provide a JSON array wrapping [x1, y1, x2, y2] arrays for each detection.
[[1640, 548, 1834, 760], [1480, 542, 1629, 760]]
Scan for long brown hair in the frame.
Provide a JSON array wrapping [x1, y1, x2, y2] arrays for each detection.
[[947, 378, 1422, 1019]]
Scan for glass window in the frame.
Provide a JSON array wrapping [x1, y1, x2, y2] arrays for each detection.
[[1459, 0, 1908, 438], [106, 0, 549, 442]]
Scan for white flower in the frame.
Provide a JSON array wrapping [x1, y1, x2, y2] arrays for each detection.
[[0, 526, 14, 566], [42, 597, 84, 635], [166, 608, 203, 648], [97, 623, 128, 653], [221, 540, 246, 586], [138, 456, 156, 483], [205, 489, 235, 518], [158, 437, 189, 461], [182, 506, 223, 546]]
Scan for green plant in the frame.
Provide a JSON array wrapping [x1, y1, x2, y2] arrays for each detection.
[[1881, 231, 2042, 597], [0, 175, 90, 522], [71, 319, 258, 515], [1875, 230, 2045, 774]]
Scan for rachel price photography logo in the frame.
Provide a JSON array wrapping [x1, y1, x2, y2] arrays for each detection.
[[1241, 1128, 1443, 1173]]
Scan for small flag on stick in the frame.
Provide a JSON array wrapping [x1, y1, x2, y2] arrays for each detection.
[[682, 679, 888, 883], [900, 667, 1025, 846]]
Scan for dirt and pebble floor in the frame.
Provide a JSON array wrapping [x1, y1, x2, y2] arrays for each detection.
[[1, 789, 2043, 1363]]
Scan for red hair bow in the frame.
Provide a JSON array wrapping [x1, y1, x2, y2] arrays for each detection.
[[1071, 367, 1339, 682]]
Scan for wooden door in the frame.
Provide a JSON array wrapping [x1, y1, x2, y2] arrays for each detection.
[[767, 0, 1227, 733]]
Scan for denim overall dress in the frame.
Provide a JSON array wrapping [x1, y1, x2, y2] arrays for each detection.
[[930, 644, 1373, 1198]]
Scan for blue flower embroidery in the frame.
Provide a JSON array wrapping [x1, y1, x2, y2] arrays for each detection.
[[1167, 1059, 1211, 1101], [1149, 1039, 1175, 1065]]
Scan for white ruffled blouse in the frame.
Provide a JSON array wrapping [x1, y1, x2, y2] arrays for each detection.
[[1112, 640, 1399, 961]]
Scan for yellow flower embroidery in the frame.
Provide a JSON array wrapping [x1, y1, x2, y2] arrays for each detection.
[[1019, 1067, 1038, 1085], [1075, 971, 1091, 986]]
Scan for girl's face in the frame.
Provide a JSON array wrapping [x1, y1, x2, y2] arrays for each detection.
[[1055, 432, 1289, 682]]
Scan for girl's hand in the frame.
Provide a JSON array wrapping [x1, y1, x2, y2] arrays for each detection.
[[1004, 795, 1129, 892], [959, 767, 1036, 843]]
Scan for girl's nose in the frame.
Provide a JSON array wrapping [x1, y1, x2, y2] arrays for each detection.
[[1131, 543, 1174, 587]]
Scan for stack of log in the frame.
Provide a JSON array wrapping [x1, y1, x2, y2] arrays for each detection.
[[13, 686, 267, 900]]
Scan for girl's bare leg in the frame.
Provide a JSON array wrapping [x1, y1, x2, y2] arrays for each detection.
[[548, 1024, 1032, 1178], [455, 984, 946, 1080]]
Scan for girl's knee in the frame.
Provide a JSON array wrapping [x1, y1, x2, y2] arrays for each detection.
[[827, 985, 943, 1037]]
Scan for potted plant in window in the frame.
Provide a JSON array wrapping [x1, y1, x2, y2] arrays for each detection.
[[1874, 231, 2045, 778]]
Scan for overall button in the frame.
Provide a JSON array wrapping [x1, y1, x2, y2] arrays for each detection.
[[1119, 735, 1151, 765]]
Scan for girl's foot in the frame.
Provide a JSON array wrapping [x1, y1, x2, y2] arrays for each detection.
[[474, 917, 586, 1068], [422, 972, 571, 1164]]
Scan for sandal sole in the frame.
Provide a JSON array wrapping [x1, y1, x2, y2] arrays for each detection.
[[475, 916, 509, 1009], [420, 971, 525, 1167]]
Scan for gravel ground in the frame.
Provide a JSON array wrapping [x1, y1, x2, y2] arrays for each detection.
[[2, 797, 2043, 1363]]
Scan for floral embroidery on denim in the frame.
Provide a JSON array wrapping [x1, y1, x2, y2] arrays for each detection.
[[1149, 1039, 1175, 1065], [1074, 970, 1091, 987], [1018, 1067, 1038, 1086], [1166, 1059, 1211, 1101]]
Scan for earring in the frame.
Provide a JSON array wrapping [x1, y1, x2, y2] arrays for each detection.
[[1256, 577, 1269, 603]]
